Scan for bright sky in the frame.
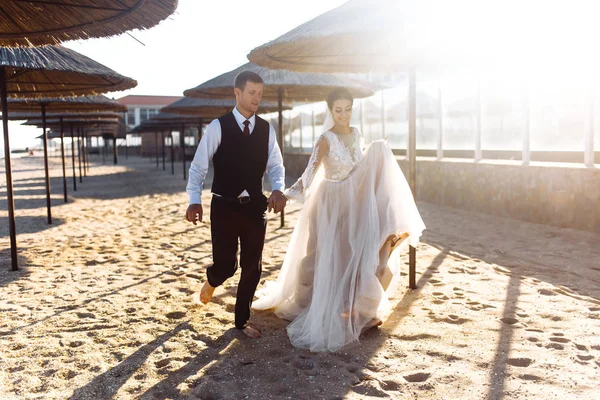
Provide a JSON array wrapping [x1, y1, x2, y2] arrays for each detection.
[[4, 0, 347, 151]]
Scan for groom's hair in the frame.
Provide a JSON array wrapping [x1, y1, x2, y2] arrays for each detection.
[[234, 71, 264, 91]]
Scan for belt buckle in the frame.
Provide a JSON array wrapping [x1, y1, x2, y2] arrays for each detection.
[[238, 196, 251, 204]]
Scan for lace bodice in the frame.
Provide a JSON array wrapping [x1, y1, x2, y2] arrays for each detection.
[[285, 127, 363, 200]]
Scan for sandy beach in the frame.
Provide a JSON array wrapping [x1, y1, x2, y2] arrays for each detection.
[[0, 154, 599, 400]]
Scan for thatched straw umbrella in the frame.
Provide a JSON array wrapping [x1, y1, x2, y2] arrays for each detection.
[[131, 116, 201, 177], [246, 0, 428, 287], [149, 113, 201, 180], [161, 97, 290, 153], [0, 0, 179, 47], [1, 45, 136, 270], [8, 95, 126, 197], [163, 96, 289, 117], [4, 110, 120, 199], [184, 62, 374, 226]]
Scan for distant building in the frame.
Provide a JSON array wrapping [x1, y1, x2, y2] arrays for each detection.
[[116, 95, 183, 129], [115, 95, 183, 157]]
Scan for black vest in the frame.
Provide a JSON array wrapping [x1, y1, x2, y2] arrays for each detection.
[[211, 112, 270, 198]]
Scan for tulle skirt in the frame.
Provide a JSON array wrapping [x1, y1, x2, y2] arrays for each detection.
[[253, 140, 426, 352]]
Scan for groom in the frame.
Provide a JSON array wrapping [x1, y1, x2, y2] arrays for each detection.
[[185, 70, 287, 338]]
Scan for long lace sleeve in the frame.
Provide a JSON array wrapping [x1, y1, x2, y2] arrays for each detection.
[[284, 135, 329, 200]]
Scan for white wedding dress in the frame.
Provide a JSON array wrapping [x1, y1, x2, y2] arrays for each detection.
[[253, 127, 426, 352]]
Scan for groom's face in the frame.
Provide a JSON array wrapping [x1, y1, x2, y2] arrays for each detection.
[[235, 81, 263, 115]]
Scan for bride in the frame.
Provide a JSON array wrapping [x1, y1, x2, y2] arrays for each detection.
[[253, 88, 426, 352]]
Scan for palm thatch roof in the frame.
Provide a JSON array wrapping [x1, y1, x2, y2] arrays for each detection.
[[23, 117, 119, 127], [183, 62, 374, 102], [6, 95, 126, 113], [42, 127, 124, 139], [0, 46, 137, 97], [162, 97, 289, 117], [0, 0, 179, 47], [129, 118, 199, 134], [246, 0, 438, 73], [2, 111, 122, 121]]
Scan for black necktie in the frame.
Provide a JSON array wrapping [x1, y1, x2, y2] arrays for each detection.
[[243, 120, 250, 136]]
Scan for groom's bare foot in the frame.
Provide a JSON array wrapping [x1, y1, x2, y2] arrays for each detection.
[[199, 281, 215, 304], [241, 325, 261, 339]]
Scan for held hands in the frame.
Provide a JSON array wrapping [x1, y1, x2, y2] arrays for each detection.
[[186, 204, 203, 225], [267, 190, 287, 214]]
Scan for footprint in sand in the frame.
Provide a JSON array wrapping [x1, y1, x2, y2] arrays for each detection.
[[493, 266, 511, 275], [155, 359, 171, 368], [293, 357, 315, 371], [165, 311, 187, 320], [549, 337, 570, 343], [576, 354, 594, 362], [403, 372, 431, 383], [428, 279, 444, 287], [507, 357, 533, 367], [574, 343, 588, 351], [519, 374, 541, 381], [500, 317, 519, 325], [546, 343, 564, 350], [382, 380, 402, 391], [538, 288, 557, 296]]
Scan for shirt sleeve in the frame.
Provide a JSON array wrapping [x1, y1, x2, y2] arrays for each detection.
[[266, 123, 286, 193], [284, 134, 329, 200], [186, 119, 221, 205]]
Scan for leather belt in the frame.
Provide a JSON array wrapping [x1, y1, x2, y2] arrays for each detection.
[[212, 193, 252, 204]]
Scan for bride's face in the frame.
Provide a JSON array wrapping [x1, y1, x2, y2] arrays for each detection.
[[331, 99, 352, 128]]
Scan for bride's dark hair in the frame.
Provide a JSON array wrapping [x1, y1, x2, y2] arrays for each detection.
[[326, 88, 354, 110]]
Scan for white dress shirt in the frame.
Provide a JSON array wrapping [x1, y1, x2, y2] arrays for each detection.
[[186, 107, 285, 205]]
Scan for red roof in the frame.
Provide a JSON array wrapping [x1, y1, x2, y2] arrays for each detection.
[[116, 95, 183, 107]]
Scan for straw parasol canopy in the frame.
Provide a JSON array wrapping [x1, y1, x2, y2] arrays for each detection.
[[0, 46, 137, 97], [246, 0, 481, 74], [184, 62, 374, 102], [0, 44, 135, 273], [247, 0, 416, 73], [162, 97, 288, 117], [23, 117, 119, 127], [0, 0, 179, 47], [5, 95, 126, 113], [3, 111, 121, 121]]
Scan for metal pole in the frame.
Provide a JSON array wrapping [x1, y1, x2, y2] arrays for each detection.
[[154, 131, 159, 168], [41, 103, 52, 224], [170, 130, 175, 175], [113, 135, 118, 165], [125, 135, 128, 160], [359, 101, 364, 139], [523, 86, 531, 165], [59, 117, 67, 203], [161, 130, 165, 170], [70, 123, 77, 191], [278, 87, 285, 227], [83, 132, 88, 177], [0, 67, 18, 270], [437, 80, 444, 159], [584, 82, 595, 167], [408, 67, 417, 289], [311, 109, 316, 145], [475, 79, 482, 161], [181, 123, 186, 181], [78, 128, 83, 183], [299, 112, 303, 152]]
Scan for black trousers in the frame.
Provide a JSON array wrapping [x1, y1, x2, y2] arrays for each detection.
[[207, 195, 268, 329]]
